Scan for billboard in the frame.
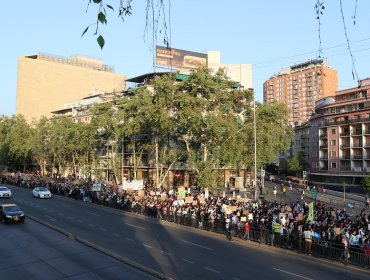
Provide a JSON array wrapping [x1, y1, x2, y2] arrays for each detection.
[[156, 46, 207, 70]]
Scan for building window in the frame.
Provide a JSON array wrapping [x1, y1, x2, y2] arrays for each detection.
[[331, 162, 337, 168], [330, 140, 336, 146], [331, 128, 336, 135], [330, 151, 337, 157]]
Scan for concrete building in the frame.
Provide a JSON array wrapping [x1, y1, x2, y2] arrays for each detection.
[[263, 58, 338, 126], [16, 53, 126, 122], [206, 51, 253, 89], [304, 78, 370, 187]]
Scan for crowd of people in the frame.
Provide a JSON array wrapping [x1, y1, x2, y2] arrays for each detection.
[[1, 172, 370, 266]]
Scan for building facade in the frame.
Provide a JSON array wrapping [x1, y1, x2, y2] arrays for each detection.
[[16, 53, 126, 122], [263, 58, 338, 126], [305, 78, 370, 187]]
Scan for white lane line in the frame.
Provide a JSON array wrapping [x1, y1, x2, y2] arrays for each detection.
[[160, 250, 170, 255], [205, 267, 220, 274], [100, 227, 107, 232], [88, 223, 95, 227], [77, 219, 83, 223], [181, 258, 194, 264], [143, 244, 152, 248], [273, 268, 314, 280], [233, 278, 241, 280], [87, 211, 100, 217], [67, 216, 74, 220], [45, 215, 56, 222], [125, 223, 146, 230], [126, 237, 134, 242], [113, 232, 121, 237], [181, 240, 213, 251]]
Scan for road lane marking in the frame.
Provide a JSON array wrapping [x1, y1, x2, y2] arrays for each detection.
[[181, 258, 194, 264], [126, 237, 134, 242], [87, 211, 100, 217], [45, 215, 56, 222], [273, 268, 314, 280], [143, 244, 152, 248], [181, 240, 213, 251], [160, 250, 170, 255], [67, 216, 74, 220], [113, 232, 121, 237], [125, 223, 146, 230], [205, 267, 220, 274], [88, 223, 95, 227], [77, 219, 83, 223], [99, 227, 107, 232]]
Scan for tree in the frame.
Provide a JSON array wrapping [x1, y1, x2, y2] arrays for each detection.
[[361, 176, 370, 194], [83, 0, 170, 49], [286, 152, 305, 177]]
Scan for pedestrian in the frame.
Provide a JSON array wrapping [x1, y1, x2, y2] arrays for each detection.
[[303, 226, 313, 255], [225, 219, 232, 241], [341, 234, 350, 265], [243, 220, 250, 240]]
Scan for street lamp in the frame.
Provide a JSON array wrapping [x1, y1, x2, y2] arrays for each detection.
[[253, 97, 258, 201]]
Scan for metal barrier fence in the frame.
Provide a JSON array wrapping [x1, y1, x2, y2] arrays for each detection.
[[109, 202, 369, 269]]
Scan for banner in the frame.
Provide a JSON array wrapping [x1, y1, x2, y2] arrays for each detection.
[[178, 187, 186, 199], [308, 202, 314, 221]]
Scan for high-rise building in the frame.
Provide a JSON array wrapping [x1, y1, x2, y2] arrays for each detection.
[[263, 58, 338, 126], [16, 53, 126, 122]]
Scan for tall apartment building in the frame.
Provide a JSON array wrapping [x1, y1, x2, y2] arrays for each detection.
[[16, 53, 126, 122], [263, 58, 338, 126], [301, 78, 370, 187]]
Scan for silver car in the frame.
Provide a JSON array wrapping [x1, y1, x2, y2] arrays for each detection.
[[32, 187, 52, 198], [0, 186, 12, 198]]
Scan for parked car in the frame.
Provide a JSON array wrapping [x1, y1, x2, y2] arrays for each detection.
[[0, 203, 25, 223], [32, 187, 52, 198], [0, 186, 12, 198]]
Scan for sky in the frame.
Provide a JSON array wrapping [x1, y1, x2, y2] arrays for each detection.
[[1, 1, 370, 116]]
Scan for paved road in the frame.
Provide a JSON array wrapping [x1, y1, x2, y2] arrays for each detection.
[[0, 215, 156, 280], [2, 184, 370, 280]]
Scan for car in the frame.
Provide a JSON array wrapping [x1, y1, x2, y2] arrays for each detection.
[[0, 186, 12, 198], [0, 203, 25, 223], [32, 187, 52, 198]]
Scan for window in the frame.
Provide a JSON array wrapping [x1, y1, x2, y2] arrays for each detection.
[[331, 162, 337, 168], [331, 128, 336, 135], [330, 140, 336, 146], [330, 151, 337, 158]]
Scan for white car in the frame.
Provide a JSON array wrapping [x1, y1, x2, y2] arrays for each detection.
[[32, 187, 52, 198], [0, 186, 12, 198]]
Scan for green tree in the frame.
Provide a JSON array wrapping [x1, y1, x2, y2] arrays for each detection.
[[286, 152, 304, 177], [361, 176, 370, 194]]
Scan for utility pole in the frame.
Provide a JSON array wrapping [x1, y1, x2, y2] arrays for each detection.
[[253, 97, 258, 201]]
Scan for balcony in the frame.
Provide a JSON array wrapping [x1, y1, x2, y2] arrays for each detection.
[[340, 143, 350, 148], [352, 144, 363, 148], [352, 155, 363, 160], [319, 145, 328, 149], [320, 155, 328, 160], [340, 155, 351, 160], [319, 134, 328, 139], [352, 167, 363, 172], [340, 132, 350, 137]]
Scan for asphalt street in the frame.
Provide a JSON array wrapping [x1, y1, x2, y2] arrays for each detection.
[[2, 184, 369, 280]]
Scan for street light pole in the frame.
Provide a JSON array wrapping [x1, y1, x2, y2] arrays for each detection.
[[253, 97, 258, 201], [106, 139, 109, 182]]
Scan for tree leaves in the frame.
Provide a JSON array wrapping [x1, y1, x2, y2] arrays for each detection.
[[97, 35, 105, 49], [98, 11, 107, 24]]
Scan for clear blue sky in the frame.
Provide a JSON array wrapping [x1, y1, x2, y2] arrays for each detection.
[[1, 1, 370, 116]]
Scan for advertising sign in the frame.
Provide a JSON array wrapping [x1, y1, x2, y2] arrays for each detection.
[[156, 46, 207, 70]]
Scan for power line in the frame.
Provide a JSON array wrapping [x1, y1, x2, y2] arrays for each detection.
[[252, 37, 370, 67]]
